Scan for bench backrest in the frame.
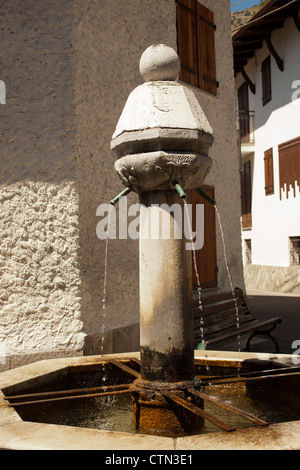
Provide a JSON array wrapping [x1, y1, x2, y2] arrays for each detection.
[[193, 288, 252, 341]]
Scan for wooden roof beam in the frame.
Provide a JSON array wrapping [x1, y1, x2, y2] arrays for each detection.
[[236, 63, 256, 94], [234, 49, 255, 57], [247, 19, 284, 32], [293, 7, 300, 32], [265, 31, 284, 71], [234, 34, 266, 45], [234, 59, 248, 68], [234, 41, 263, 52]]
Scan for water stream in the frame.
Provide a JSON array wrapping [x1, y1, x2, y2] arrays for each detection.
[[100, 208, 113, 385], [184, 198, 242, 354], [101, 197, 242, 355], [214, 206, 241, 353], [102, 231, 109, 313], [183, 200, 205, 347]]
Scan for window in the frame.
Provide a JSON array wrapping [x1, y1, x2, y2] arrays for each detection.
[[240, 161, 252, 229], [244, 239, 252, 265], [190, 186, 218, 288], [290, 237, 300, 266], [176, 0, 218, 95], [278, 137, 300, 199], [264, 148, 274, 195], [262, 55, 271, 106], [238, 82, 249, 141]]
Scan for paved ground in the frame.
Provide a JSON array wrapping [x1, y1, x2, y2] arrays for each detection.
[[222, 289, 300, 355]]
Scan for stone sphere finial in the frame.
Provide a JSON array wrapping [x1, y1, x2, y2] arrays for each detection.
[[139, 44, 180, 82]]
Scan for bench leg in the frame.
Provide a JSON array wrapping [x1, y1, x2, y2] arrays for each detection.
[[245, 330, 281, 353]]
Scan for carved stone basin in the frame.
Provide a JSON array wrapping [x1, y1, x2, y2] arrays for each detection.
[[114, 150, 212, 193]]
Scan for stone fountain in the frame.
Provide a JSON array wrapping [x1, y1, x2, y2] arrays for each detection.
[[0, 45, 300, 450]]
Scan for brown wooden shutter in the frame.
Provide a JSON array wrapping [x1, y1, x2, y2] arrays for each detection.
[[190, 186, 217, 288], [196, 3, 217, 95], [278, 136, 300, 199], [264, 148, 274, 195], [241, 161, 252, 229], [176, 0, 198, 88]]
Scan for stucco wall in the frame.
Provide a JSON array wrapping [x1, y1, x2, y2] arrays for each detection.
[[0, 0, 244, 368], [0, 0, 84, 367], [0, 0, 178, 368]]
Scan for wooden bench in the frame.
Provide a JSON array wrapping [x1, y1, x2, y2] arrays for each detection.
[[193, 287, 282, 352]]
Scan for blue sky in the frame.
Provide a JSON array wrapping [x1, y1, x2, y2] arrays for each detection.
[[231, 0, 262, 12]]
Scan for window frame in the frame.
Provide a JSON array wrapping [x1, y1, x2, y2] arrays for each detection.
[[264, 147, 274, 195], [244, 239, 252, 265], [290, 236, 300, 266], [240, 160, 252, 230], [261, 55, 272, 106]]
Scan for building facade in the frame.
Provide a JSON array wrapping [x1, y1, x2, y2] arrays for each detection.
[[0, 0, 243, 370], [234, 0, 300, 294]]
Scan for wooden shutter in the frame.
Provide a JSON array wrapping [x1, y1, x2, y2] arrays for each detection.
[[190, 186, 217, 288], [176, 0, 198, 88], [196, 3, 217, 95], [262, 55, 271, 106], [240, 161, 252, 229], [264, 148, 274, 195], [278, 136, 300, 199], [177, 1, 217, 94]]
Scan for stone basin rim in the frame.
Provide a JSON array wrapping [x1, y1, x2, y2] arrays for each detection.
[[0, 350, 299, 450]]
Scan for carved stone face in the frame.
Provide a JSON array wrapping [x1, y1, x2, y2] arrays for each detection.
[[114, 151, 212, 193]]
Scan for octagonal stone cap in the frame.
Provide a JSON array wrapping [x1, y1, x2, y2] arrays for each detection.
[[111, 44, 213, 157], [111, 81, 213, 140]]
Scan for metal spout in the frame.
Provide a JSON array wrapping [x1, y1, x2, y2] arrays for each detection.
[[173, 182, 186, 199], [110, 187, 132, 205]]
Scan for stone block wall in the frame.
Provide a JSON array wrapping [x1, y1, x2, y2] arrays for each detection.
[[244, 264, 300, 295]]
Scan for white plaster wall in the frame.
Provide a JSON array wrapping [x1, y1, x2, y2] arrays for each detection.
[[237, 14, 300, 268]]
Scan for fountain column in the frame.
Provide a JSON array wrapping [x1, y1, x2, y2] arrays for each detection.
[[139, 189, 194, 383], [111, 44, 214, 433]]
